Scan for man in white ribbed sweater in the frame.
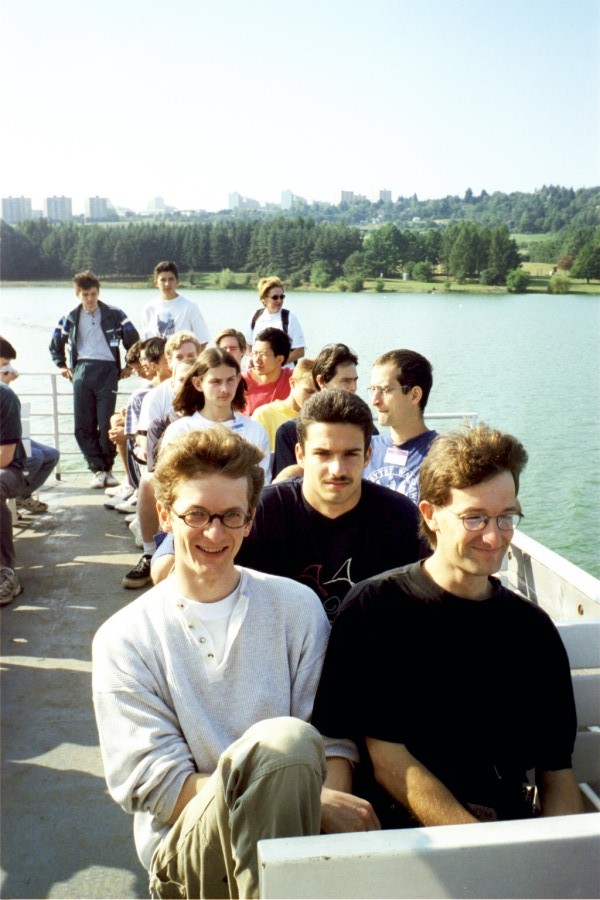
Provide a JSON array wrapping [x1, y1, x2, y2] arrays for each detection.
[[92, 427, 379, 899]]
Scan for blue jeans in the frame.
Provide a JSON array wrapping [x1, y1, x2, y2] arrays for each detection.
[[23, 440, 60, 497]]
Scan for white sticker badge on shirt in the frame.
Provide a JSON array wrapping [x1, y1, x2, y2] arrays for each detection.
[[384, 447, 409, 467]]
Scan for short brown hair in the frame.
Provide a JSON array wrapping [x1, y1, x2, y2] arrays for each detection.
[[73, 270, 100, 291], [312, 343, 358, 390], [125, 340, 143, 366], [373, 349, 433, 410], [154, 426, 265, 512], [297, 388, 373, 452], [154, 260, 179, 279], [291, 358, 315, 381], [419, 423, 528, 548], [173, 347, 246, 415], [215, 327, 247, 354]]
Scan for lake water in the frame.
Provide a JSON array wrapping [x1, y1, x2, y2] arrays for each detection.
[[2, 285, 599, 578]]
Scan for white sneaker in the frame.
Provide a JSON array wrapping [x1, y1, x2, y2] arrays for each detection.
[[0, 567, 22, 606], [105, 481, 134, 499], [124, 512, 137, 524], [128, 517, 143, 548], [104, 470, 120, 488], [90, 471, 107, 489], [104, 487, 135, 509], [115, 491, 138, 513]]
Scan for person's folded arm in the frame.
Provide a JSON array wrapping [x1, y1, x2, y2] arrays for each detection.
[[538, 768, 584, 816], [0, 443, 17, 468], [366, 736, 478, 826]]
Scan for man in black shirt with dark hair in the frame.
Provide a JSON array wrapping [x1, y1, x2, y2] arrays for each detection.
[[151, 390, 420, 620], [236, 389, 420, 621], [312, 423, 583, 825]]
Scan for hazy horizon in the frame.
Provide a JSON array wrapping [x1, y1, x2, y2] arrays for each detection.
[[2, 0, 598, 215]]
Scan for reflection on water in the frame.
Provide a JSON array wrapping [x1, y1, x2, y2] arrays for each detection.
[[2, 286, 599, 577]]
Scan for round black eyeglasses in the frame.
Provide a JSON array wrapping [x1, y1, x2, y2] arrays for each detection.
[[172, 508, 252, 529]]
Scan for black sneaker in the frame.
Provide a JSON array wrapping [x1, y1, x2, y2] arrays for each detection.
[[122, 554, 152, 589]]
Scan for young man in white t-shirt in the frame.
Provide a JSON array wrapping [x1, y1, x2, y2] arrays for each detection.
[[142, 260, 210, 347]]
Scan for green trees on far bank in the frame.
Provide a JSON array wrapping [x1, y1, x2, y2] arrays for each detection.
[[2, 215, 599, 289], [361, 221, 521, 285]]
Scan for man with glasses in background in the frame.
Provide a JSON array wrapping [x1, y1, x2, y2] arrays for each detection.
[[243, 327, 293, 416], [312, 423, 583, 827], [93, 427, 375, 899], [364, 349, 438, 503]]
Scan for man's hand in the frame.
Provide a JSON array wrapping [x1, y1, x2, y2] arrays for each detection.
[[320, 786, 381, 833], [109, 427, 127, 447], [60, 367, 73, 380], [119, 366, 132, 380]]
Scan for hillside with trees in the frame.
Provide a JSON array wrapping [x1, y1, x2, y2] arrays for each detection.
[[2, 185, 599, 287]]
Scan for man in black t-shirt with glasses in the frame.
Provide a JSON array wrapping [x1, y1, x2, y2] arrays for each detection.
[[312, 423, 584, 826]]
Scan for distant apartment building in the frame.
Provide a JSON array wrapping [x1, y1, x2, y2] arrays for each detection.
[[2, 196, 33, 224], [148, 196, 167, 213], [340, 191, 354, 204], [85, 196, 109, 220], [44, 196, 73, 222], [379, 189, 392, 203], [228, 192, 259, 211], [281, 190, 294, 211], [281, 190, 307, 211]]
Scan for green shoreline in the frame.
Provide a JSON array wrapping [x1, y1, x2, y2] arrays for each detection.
[[2, 274, 599, 295]]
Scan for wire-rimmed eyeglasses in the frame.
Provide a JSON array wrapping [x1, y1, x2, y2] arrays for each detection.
[[453, 512, 523, 532], [367, 384, 411, 399]]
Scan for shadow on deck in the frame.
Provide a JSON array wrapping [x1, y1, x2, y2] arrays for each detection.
[[1, 479, 148, 899]]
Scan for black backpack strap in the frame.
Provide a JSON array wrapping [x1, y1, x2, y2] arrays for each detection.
[[251, 307, 290, 334]]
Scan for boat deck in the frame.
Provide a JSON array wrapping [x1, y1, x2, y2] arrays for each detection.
[[0, 477, 147, 899], [2, 476, 599, 899]]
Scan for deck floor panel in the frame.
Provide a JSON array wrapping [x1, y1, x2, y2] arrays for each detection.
[[1, 479, 147, 900]]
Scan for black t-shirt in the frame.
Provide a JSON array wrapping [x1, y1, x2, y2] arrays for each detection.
[[272, 419, 298, 477], [236, 478, 420, 621], [312, 562, 577, 822], [0, 383, 25, 470]]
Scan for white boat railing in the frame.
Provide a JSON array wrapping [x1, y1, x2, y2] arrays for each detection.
[[501, 529, 600, 619], [11, 371, 477, 479], [9, 370, 136, 478]]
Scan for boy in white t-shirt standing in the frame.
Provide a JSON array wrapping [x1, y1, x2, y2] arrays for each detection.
[[142, 261, 210, 348]]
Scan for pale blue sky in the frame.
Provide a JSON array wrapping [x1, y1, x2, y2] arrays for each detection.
[[2, 0, 598, 213]]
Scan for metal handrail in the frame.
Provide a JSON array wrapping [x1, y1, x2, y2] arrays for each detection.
[[12, 371, 478, 479], [11, 371, 135, 478]]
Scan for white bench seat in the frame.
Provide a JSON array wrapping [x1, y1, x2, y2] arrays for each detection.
[[259, 815, 600, 899]]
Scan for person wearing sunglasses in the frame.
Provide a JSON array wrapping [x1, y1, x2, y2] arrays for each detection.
[[313, 423, 583, 830], [245, 276, 306, 366], [93, 427, 373, 900]]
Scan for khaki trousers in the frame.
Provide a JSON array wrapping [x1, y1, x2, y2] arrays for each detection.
[[149, 717, 326, 900]]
